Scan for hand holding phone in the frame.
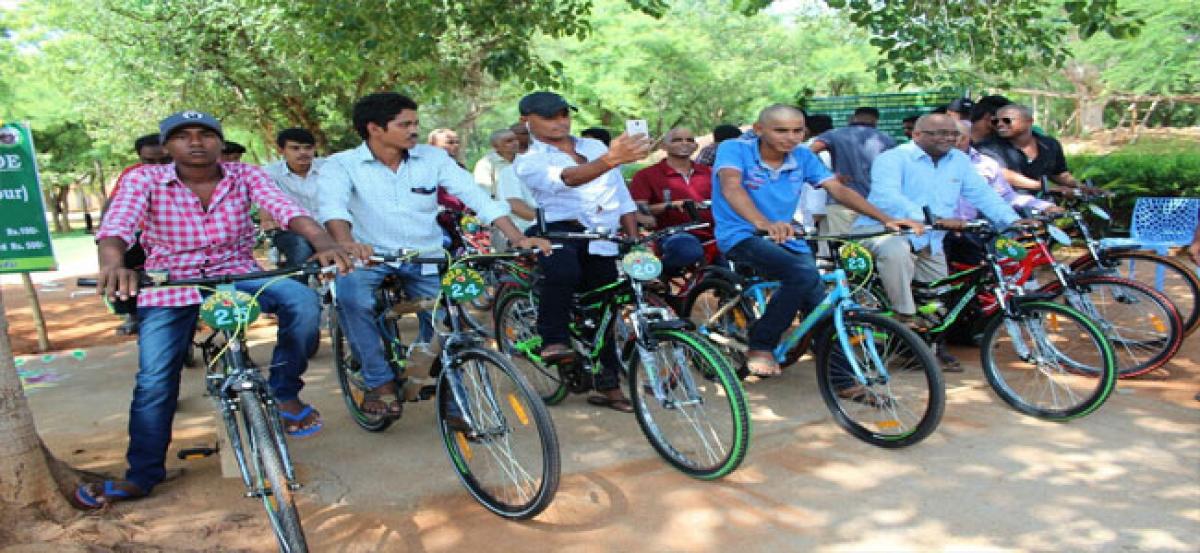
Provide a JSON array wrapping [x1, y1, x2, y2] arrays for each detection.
[[625, 119, 649, 137]]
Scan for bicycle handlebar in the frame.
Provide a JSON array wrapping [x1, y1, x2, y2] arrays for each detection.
[[77, 262, 335, 289]]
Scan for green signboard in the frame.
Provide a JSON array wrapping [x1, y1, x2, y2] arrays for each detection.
[[805, 90, 967, 142], [0, 123, 57, 273]]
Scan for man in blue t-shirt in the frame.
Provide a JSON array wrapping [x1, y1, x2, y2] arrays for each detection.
[[712, 104, 921, 377]]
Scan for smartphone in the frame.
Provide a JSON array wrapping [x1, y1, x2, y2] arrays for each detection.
[[625, 119, 649, 137]]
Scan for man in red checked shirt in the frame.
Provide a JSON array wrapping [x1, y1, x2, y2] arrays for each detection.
[[75, 111, 354, 510], [629, 127, 715, 277]]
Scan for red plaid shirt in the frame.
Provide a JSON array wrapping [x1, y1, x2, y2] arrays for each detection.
[[96, 162, 309, 307]]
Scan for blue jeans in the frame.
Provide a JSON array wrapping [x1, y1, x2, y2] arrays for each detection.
[[334, 263, 440, 390], [726, 237, 825, 352], [658, 232, 705, 276], [271, 230, 314, 268], [125, 277, 320, 492]]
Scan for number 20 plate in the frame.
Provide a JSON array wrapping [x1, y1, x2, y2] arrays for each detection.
[[622, 250, 662, 281]]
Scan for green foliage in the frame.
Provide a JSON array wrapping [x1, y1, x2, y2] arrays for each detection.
[[1074, 0, 1200, 96], [825, 0, 1142, 86], [1070, 149, 1200, 221]]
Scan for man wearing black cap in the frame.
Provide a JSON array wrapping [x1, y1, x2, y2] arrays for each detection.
[[513, 91, 652, 412], [947, 98, 974, 121], [221, 140, 247, 162], [81, 110, 354, 509]]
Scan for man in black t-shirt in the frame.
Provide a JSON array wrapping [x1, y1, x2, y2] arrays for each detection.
[[976, 104, 1096, 194]]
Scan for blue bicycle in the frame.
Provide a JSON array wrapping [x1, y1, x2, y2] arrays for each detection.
[[684, 228, 945, 448]]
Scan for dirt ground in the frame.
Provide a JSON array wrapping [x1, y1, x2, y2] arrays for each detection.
[[2, 259, 1199, 552]]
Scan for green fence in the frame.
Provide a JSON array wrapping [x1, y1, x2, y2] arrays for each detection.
[[805, 90, 966, 141]]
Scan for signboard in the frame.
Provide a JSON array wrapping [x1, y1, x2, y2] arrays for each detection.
[[804, 90, 966, 142], [0, 123, 57, 273]]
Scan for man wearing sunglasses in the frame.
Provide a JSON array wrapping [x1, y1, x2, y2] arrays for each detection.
[[977, 104, 1098, 195]]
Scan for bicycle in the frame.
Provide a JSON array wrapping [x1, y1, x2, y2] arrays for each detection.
[[80, 264, 327, 552], [1013, 208, 1183, 378], [684, 226, 945, 448], [1053, 188, 1200, 337], [493, 220, 751, 479], [848, 214, 1118, 420], [328, 250, 560, 519]]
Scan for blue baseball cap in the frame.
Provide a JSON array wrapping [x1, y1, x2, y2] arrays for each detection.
[[159, 110, 224, 144]]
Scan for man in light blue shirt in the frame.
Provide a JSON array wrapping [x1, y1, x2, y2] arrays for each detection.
[[512, 91, 651, 412], [319, 92, 548, 419], [263, 128, 325, 270], [856, 114, 1026, 328], [714, 104, 919, 378]]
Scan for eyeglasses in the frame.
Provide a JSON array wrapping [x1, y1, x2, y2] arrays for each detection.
[[920, 130, 960, 138], [991, 116, 1016, 126]]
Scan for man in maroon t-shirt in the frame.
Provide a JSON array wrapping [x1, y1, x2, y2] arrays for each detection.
[[629, 127, 714, 275]]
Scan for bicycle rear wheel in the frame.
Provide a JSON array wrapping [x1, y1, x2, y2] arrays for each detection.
[[1053, 275, 1182, 377], [683, 277, 753, 376], [330, 316, 394, 432], [628, 329, 750, 479], [438, 348, 560, 519], [493, 290, 567, 404], [240, 392, 308, 553], [1078, 250, 1200, 336], [814, 312, 944, 448], [980, 301, 1117, 420]]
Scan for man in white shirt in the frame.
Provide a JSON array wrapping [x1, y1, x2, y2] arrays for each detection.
[[319, 92, 549, 419], [473, 128, 520, 198], [512, 91, 651, 412], [263, 128, 324, 268]]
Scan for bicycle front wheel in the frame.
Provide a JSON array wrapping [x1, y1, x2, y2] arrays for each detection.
[[240, 392, 308, 553], [1079, 250, 1200, 336], [814, 311, 944, 448], [980, 301, 1117, 420], [438, 348, 560, 519], [493, 290, 567, 404], [628, 329, 750, 479], [1053, 275, 1182, 378]]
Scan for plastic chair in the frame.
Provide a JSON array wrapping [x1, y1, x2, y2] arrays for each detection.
[[1100, 197, 1200, 290]]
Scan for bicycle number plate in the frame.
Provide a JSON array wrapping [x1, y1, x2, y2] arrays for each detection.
[[839, 242, 874, 278], [460, 214, 482, 234], [994, 237, 1027, 261], [199, 285, 260, 331], [441, 266, 487, 301], [1087, 203, 1111, 222], [622, 250, 662, 281]]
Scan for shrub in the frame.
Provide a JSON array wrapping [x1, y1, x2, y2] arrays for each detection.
[[1068, 151, 1200, 228]]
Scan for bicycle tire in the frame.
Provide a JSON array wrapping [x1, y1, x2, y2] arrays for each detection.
[[330, 316, 394, 432], [682, 277, 753, 377], [813, 312, 944, 448], [493, 290, 568, 404], [438, 348, 560, 519], [240, 392, 308, 553], [1042, 275, 1182, 377], [979, 301, 1117, 420], [628, 329, 750, 479], [1074, 250, 1200, 337]]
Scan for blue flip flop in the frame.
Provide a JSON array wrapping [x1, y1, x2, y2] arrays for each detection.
[[280, 404, 323, 438], [73, 480, 141, 510]]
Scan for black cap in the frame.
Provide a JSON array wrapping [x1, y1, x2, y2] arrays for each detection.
[[518, 91, 577, 117], [948, 97, 975, 115]]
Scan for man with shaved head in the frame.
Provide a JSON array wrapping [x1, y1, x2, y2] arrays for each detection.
[[977, 104, 1092, 194], [712, 104, 921, 377], [857, 113, 1029, 341], [630, 127, 714, 277]]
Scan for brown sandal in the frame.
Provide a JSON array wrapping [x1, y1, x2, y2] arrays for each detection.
[[361, 384, 403, 419]]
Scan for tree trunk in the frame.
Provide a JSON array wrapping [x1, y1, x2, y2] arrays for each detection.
[[0, 287, 78, 540]]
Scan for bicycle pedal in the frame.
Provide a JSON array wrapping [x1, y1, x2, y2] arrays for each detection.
[[177, 446, 217, 460]]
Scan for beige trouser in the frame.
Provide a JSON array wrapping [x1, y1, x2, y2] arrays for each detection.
[[819, 203, 861, 236], [862, 233, 947, 315]]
